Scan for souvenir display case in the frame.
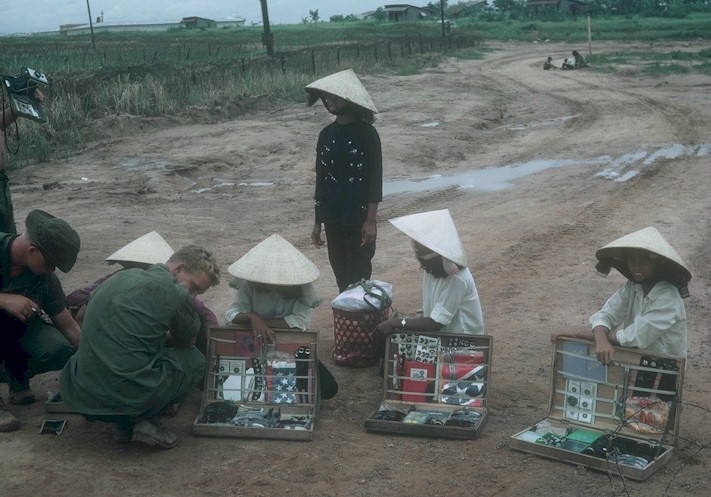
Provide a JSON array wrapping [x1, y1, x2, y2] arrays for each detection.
[[510, 337, 685, 481], [365, 332, 493, 439], [193, 326, 319, 441]]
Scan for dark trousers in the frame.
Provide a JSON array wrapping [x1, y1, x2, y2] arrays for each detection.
[[318, 361, 338, 400], [0, 172, 17, 234], [324, 223, 376, 293], [0, 313, 75, 390]]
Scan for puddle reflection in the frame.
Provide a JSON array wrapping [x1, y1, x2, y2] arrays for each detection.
[[385, 158, 604, 195], [114, 143, 707, 195], [385, 144, 710, 195]]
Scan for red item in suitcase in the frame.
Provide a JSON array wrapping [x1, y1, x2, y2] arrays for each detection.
[[402, 361, 435, 402]]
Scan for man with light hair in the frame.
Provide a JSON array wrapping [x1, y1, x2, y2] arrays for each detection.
[[60, 245, 220, 448], [65, 232, 218, 353]]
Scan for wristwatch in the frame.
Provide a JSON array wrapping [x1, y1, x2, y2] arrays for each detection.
[[401, 317, 407, 330]]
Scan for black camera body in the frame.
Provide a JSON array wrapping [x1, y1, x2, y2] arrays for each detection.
[[2, 68, 50, 123]]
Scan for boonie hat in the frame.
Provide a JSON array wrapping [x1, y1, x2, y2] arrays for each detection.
[[305, 69, 378, 114], [389, 209, 468, 267], [228, 234, 320, 286], [595, 226, 691, 296], [105, 231, 174, 267], [25, 209, 80, 273]]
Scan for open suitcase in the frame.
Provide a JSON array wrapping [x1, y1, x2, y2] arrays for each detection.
[[510, 337, 685, 481], [365, 331, 493, 439], [193, 326, 320, 441]]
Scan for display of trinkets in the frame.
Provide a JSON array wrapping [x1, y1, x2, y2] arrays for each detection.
[[199, 402, 312, 430], [365, 332, 492, 439], [194, 326, 319, 441], [510, 337, 685, 481]]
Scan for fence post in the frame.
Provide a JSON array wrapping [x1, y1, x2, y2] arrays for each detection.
[[356, 44, 360, 58], [280, 53, 286, 75], [374, 44, 378, 63], [186, 48, 190, 60], [242, 58, 246, 73], [337, 46, 340, 65], [311, 49, 316, 74], [388, 42, 392, 61], [419, 34, 423, 54]]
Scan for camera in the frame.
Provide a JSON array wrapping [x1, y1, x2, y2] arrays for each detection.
[[2, 67, 50, 123]]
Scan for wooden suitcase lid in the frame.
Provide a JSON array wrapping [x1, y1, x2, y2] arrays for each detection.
[[202, 325, 320, 408], [548, 337, 685, 446], [380, 331, 493, 411]]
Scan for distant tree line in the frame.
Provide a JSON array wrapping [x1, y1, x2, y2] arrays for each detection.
[[492, 0, 711, 18], [326, 0, 710, 23]]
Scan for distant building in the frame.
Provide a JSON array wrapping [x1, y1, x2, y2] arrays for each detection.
[[383, 4, 428, 22], [59, 23, 84, 31], [63, 21, 180, 35], [447, 1, 488, 17], [215, 18, 247, 28], [60, 16, 245, 35], [180, 17, 217, 29], [527, 0, 593, 16]]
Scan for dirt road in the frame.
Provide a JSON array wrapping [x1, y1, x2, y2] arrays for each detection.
[[2, 41, 709, 497]]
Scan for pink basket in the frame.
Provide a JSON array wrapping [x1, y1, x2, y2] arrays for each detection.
[[332, 307, 390, 367]]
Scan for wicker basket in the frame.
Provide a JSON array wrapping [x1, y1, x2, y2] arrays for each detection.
[[332, 307, 390, 367]]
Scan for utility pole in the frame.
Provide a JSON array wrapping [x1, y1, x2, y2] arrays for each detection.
[[440, 0, 446, 37], [86, 0, 96, 50], [260, 0, 274, 56]]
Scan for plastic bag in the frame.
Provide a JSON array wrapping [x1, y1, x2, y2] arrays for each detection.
[[624, 396, 670, 433], [330, 279, 393, 312]]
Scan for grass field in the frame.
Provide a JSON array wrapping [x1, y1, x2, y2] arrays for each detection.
[[1, 13, 710, 166]]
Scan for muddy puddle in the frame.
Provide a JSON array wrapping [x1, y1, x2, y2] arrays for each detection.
[[102, 144, 709, 196], [384, 144, 710, 196]]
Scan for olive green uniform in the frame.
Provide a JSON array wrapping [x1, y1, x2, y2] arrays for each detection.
[[61, 264, 205, 418], [0, 232, 74, 387]]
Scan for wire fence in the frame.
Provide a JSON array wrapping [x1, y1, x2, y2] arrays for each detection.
[[1, 33, 481, 165]]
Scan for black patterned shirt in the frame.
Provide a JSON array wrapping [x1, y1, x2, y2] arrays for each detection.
[[314, 119, 382, 226]]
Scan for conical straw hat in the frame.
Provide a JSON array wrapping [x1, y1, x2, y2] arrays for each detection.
[[228, 234, 320, 285], [595, 226, 691, 291], [305, 69, 378, 114], [105, 231, 174, 266], [389, 209, 468, 267]]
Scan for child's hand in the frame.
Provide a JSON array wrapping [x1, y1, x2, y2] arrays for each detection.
[[592, 326, 615, 365]]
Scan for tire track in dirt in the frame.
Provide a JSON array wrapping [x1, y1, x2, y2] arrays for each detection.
[[468, 43, 705, 165], [5, 42, 710, 497]]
